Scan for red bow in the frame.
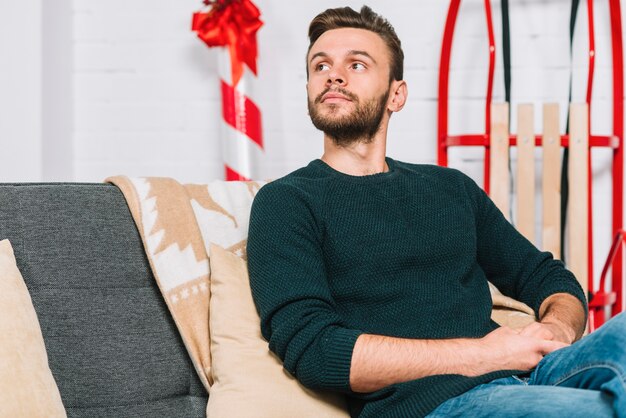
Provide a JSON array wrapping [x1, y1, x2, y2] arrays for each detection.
[[192, 0, 263, 86]]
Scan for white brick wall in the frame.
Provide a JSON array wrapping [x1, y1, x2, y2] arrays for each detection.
[[0, 0, 623, 282], [72, 0, 223, 181], [0, 1, 42, 181], [67, 0, 621, 180]]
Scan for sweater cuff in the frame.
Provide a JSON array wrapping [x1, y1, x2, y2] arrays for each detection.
[[532, 277, 589, 324], [322, 328, 364, 392]]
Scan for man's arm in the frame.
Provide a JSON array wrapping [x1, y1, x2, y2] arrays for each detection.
[[519, 292, 586, 344], [463, 174, 588, 330], [349, 328, 567, 393], [248, 183, 363, 392], [349, 293, 586, 393]]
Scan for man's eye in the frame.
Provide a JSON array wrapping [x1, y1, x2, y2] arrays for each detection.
[[316, 63, 329, 71], [352, 63, 365, 70]]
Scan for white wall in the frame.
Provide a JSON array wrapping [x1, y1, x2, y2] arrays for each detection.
[[0, 0, 622, 282], [43, 0, 74, 181], [72, 0, 223, 181], [66, 0, 621, 181], [0, 1, 42, 181]]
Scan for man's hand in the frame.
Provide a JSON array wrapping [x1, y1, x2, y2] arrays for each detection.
[[465, 326, 568, 377], [519, 320, 575, 345]]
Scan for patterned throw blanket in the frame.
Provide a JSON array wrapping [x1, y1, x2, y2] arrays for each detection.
[[107, 176, 535, 395], [107, 176, 265, 392]]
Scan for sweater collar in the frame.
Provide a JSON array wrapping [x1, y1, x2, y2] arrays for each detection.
[[311, 157, 398, 182]]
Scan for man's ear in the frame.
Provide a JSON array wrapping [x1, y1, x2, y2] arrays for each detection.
[[387, 80, 408, 112]]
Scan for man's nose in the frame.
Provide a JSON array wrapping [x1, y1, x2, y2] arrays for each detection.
[[327, 69, 346, 86]]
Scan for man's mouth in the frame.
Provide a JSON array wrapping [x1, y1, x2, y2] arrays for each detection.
[[321, 92, 351, 103], [316, 88, 357, 104]]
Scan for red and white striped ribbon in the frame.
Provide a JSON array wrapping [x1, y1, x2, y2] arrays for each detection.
[[218, 49, 263, 181]]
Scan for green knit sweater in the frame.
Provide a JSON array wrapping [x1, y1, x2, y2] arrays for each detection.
[[247, 158, 586, 418]]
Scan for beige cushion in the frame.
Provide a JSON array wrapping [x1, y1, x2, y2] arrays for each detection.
[[207, 244, 349, 418], [0, 239, 66, 417], [489, 282, 536, 329]]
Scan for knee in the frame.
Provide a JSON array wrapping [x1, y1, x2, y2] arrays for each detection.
[[591, 312, 626, 346], [602, 311, 626, 329]]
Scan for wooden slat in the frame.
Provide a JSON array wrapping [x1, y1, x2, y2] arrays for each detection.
[[516, 104, 535, 242], [567, 103, 589, 298], [542, 103, 561, 259], [490, 103, 510, 219]]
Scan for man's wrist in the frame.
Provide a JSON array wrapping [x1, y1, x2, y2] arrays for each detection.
[[538, 293, 586, 343], [459, 337, 494, 377], [540, 315, 576, 344]]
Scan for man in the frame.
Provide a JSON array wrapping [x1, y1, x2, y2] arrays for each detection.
[[247, 6, 625, 417]]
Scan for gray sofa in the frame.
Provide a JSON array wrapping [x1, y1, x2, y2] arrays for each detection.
[[0, 183, 207, 417]]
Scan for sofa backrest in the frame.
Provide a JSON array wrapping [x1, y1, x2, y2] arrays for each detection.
[[0, 183, 207, 417]]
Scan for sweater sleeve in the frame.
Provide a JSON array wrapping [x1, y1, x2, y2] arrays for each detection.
[[246, 182, 363, 393], [461, 173, 588, 319]]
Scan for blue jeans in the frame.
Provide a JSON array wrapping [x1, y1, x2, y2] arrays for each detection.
[[427, 312, 626, 417]]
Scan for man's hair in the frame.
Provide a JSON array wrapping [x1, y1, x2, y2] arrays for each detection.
[[307, 6, 404, 82]]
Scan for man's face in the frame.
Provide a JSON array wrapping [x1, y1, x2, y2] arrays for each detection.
[[306, 28, 394, 146]]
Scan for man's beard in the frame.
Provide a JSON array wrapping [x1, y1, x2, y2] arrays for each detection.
[[308, 87, 390, 147]]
